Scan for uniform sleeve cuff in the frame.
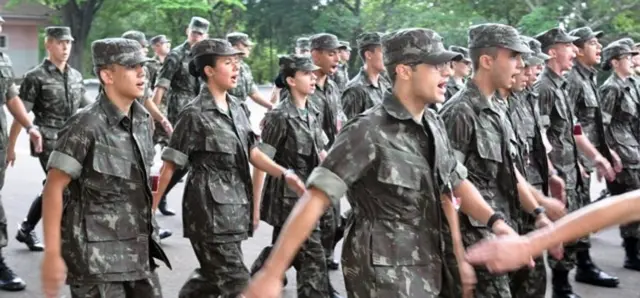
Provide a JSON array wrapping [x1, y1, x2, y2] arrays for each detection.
[[453, 149, 465, 163], [161, 147, 189, 168], [257, 143, 277, 159], [47, 151, 83, 179], [155, 78, 171, 90], [305, 167, 347, 206], [450, 161, 468, 190]]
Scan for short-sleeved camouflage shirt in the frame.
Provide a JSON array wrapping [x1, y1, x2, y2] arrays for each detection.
[[341, 67, 390, 121]]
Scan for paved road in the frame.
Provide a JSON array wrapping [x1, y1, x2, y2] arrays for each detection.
[[2, 85, 639, 297]]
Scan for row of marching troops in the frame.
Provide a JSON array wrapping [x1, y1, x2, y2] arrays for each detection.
[[0, 11, 640, 298]]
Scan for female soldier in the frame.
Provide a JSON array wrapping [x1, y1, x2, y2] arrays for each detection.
[[250, 54, 341, 298], [153, 39, 305, 298]]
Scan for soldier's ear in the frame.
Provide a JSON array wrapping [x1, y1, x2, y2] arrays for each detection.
[[98, 67, 114, 85], [285, 75, 296, 88], [478, 54, 494, 71], [395, 63, 412, 81]]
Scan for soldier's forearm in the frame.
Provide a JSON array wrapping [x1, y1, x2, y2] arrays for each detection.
[[455, 180, 494, 225], [250, 92, 273, 109], [152, 87, 166, 106], [6, 96, 34, 128], [144, 98, 166, 122], [515, 168, 541, 213], [249, 148, 286, 178], [575, 134, 601, 161], [269, 87, 281, 104], [7, 119, 22, 151], [251, 168, 266, 214], [154, 161, 176, 211], [441, 195, 465, 262]]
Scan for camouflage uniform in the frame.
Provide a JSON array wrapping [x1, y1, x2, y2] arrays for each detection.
[[161, 39, 258, 298], [17, 27, 92, 244], [600, 43, 640, 249], [305, 28, 467, 297], [341, 32, 391, 121], [443, 46, 470, 102], [46, 38, 170, 298], [227, 32, 258, 118], [331, 41, 351, 92], [440, 23, 532, 298], [253, 55, 334, 297], [147, 35, 171, 146]]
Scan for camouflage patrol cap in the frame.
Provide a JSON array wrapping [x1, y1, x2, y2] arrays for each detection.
[[382, 28, 463, 67], [226, 32, 254, 46], [468, 23, 531, 54], [188, 17, 210, 34], [568, 27, 603, 45], [601, 42, 639, 71], [449, 46, 471, 62], [150, 35, 170, 45], [520, 36, 549, 66], [615, 38, 635, 49], [91, 38, 153, 67], [310, 33, 341, 50], [191, 38, 243, 59], [339, 41, 351, 51], [296, 37, 311, 50], [281, 54, 320, 72], [357, 32, 383, 49], [122, 30, 148, 47], [535, 27, 579, 50], [45, 26, 74, 41]]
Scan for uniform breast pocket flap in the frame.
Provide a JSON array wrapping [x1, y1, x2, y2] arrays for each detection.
[[475, 131, 503, 162], [205, 130, 236, 154], [376, 147, 423, 190], [92, 143, 134, 180]]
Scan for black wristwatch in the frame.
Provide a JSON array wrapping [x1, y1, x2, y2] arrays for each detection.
[[533, 206, 546, 217], [25, 125, 38, 134], [487, 212, 506, 229]]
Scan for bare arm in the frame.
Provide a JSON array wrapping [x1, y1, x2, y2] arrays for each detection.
[[42, 169, 72, 255], [249, 91, 274, 110], [6, 96, 34, 128]]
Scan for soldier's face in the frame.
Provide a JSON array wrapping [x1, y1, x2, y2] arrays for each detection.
[[365, 47, 385, 72], [46, 39, 72, 63], [340, 49, 351, 62], [154, 42, 170, 56], [452, 60, 471, 77], [102, 64, 146, 99], [311, 49, 340, 75], [409, 62, 452, 104], [289, 70, 317, 95], [528, 64, 542, 83], [235, 43, 252, 58], [632, 47, 640, 68], [296, 48, 310, 56], [576, 38, 602, 66], [550, 43, 576, 71], [490, 48, 523, 89], [513, 66, 531, 91], [613, 55, 635, 77], [206, 55, 240, 90], [188, 30, 206, 44]]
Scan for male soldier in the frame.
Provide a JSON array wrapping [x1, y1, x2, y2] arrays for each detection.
[[296, 37, 311, 56], [566, 27, 623, 288], [227, 32, 274, 111], [152, 16, 208, 217], [331, 41, 351, 91], [616, 39, 640, 102], [443, 45, 471, 102], [599, 42, 640, 271], [534, 27, 617, 298], [0, 15, 44, 292], [243, 27, 518, 298], [8, 27, 91, 253], [40, 37, 170, 298], [148, 35, 172, 148], [440, 23, 558, 298], [341, 32, 390, 121]]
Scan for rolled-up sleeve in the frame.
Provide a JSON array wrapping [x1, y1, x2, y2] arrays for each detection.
[[258, 111, 287, 159], [19, 74, 39, 112], [306, 117, 376, 205], [162, 109, 198, 168], [47, 115, 92, 179]]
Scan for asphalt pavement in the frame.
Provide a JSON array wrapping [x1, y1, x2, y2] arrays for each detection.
[[1, 85, 639, 297]]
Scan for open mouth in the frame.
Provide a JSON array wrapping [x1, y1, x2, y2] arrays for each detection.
[[136, 81, 145, 89], [437, 81, 447, 92]]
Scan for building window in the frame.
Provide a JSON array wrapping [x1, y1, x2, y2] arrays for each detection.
[[0, 36, 6, 49]]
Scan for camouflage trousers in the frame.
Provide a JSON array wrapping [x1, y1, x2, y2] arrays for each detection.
[[320, 202, 338, 263], [608, 169, 640, 239], [69, 272, 162, 298], [179, 240, 250, 298], [0, 149, 7, 248], [548, 188, 590, 271], [251, 226, 330, 298]]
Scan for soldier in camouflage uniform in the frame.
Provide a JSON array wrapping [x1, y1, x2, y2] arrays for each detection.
[[244, 27, 518, 298], [250, 54, 342, 298], [565, 27, 623, 288], [616, 39, 640, 115], [269, 37, 313, 105], [0, 15, 45, 292], [440, 23, 558, 298], [40, 37, 170, 298], [534, 27, 617, 298], [443, 46, 471, 103], [341, 32, 390, 121], [152, 17, 209, 218], [148, 35, 172, 147], [155, 38, 304, 298], [227, 32, 274, 112], [599, 42, 640, 271], [331, 41, 351, 92], [296, 37, 311, 56], [7, 27, 91, 253]]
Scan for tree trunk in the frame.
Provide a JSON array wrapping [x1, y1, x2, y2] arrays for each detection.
[[59, 0, 103, 74]]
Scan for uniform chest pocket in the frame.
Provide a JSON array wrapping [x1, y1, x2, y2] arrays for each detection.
[[620, 98, 638, 117], [207, 174, 250, 235], [42, 84, 65, 100], [475, 129, 503, 163], [91, 143, 134, 181], [376, 147, 423, 191], [286, 130, 313, 156], [204, 130, 238, 154]]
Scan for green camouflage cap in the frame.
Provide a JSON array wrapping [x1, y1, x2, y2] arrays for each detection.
[[615, 38, 635, 49], [535, 27, 579, 50], [520, 36, 549, 65], [281, 54, 320, 72], [310, 33, 341, 50], [226, 32, 254, 46], [45, 26, 74, 41], [568, 27, 604, 44], [91, 38, 153, 67], [191, 38, 243, 59], [602, 42, 639, 71], [188, 16, 210, 34], [449, 45, 471, 62], [150, 35, 170, 45], [468, 23, 531, 53], [357, 32, 383, 49], [339, 40, 351, 50], [122, 30, 148, 47], [382, 28, 463, 66], [296, 37, 311, 50]]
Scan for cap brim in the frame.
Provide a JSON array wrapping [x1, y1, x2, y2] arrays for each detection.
[[594, 31, 604, 39], [219, 48, 244, 56], [425, 50, 463, 65], [59, 36, 75, 42], [300, 64, 320, 72], [314, 41, 342, 50], [243, 40, 255, 47], [190, 27, 208, 34], [558, 35, 580, 44], [526, 56, 545, 66], [503, 42, 533, 54], [122, 56, 154, 66]]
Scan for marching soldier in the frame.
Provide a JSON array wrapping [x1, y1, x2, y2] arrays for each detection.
[[148, 34, 172, 148], [599, 41, 640, 271], [332, 40, 351, 91], [227, 32, 274, 112], [534, 27, 617, 298], [40, 37, 170, 298], [8, 27, 92, 253]]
